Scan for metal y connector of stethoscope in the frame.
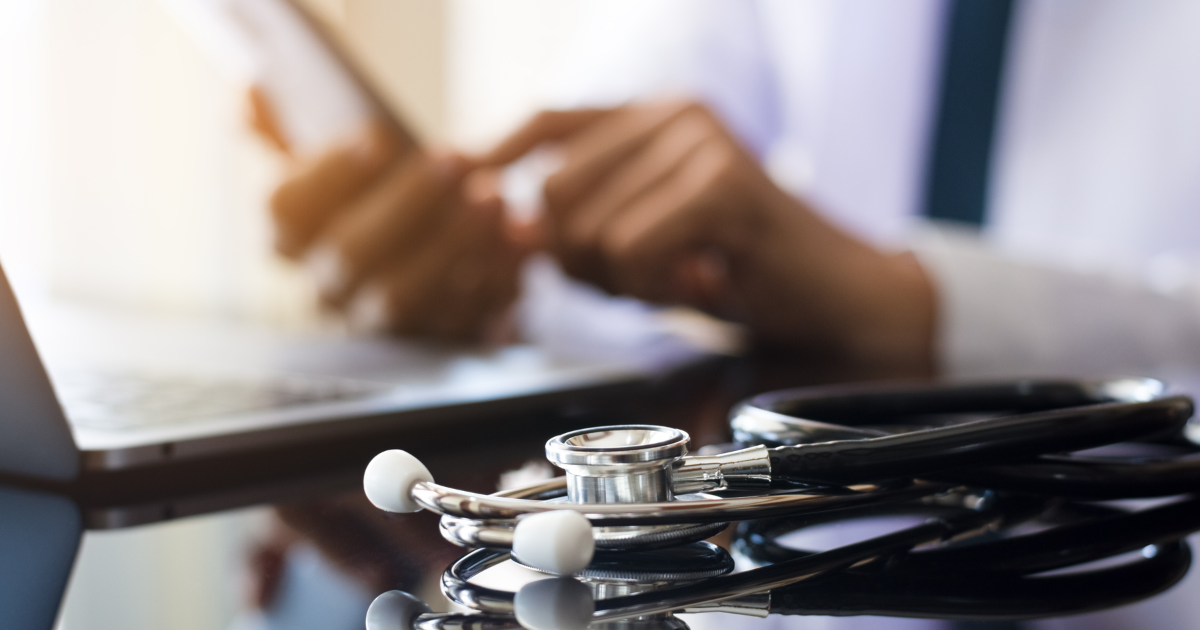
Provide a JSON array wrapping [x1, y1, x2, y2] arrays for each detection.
[[362, 378, 1196, 575]]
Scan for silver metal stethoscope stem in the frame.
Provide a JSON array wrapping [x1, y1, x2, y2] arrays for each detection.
[[406, 475, 927, 523]]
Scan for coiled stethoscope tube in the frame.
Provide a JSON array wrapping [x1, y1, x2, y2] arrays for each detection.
[[363, 378, 1195, 575], [732, 377, 1200, 498], [733, 496, 1200, 621], [734, 494, 1200, 574]]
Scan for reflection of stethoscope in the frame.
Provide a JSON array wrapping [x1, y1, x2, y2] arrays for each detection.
[[363, 493, 1200, 630], [363, 378, 1195, 575]]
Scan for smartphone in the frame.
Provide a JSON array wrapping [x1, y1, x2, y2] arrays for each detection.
[[160, 0, 418, 157]]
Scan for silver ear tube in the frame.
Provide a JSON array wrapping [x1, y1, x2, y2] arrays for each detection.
[[418, 476, 938, 520], [407, 425, 933, 523]]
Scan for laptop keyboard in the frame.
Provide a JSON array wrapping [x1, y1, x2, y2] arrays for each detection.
[[53, 368, 385, 430]]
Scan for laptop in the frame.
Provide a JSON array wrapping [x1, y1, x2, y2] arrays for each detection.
[[0, 256, 718, 482]]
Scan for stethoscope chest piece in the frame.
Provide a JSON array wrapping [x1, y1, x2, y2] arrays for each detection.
[[547, 425, 690, 504], [535, 425, 729, 561]]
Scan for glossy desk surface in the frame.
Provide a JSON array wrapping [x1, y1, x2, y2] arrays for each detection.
[[3, 360, 1199, 630]]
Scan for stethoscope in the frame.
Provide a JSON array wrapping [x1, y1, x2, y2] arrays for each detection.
[[362, 492, 1200, 630], [362, 377, 1196, 575]]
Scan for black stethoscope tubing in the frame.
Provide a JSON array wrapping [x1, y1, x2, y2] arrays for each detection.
[[735, 494, 1200, 578], [727, 495, 1197, 619], [739, 380, 1197, 496], [763, 397, 1191, 486], [732, 492, 1052, 566], [767, 539, 1191, 621], [931, 450, 1200, 499], [900, 495, 1200, 576]]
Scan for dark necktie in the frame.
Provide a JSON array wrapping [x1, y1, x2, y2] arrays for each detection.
[[936, 6, 1024, 627], [922, 0, 1019, 227]]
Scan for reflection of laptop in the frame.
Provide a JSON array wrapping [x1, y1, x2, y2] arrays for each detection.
[[0, 261, 702, 482]]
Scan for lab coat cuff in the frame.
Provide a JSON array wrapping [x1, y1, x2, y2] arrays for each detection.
[[908, 224, 1058, 379]]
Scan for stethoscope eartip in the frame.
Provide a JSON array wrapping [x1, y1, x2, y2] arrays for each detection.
[[363, 450, 433, 513], [365, 590, 429, 630], [513, 509, 595, 575]]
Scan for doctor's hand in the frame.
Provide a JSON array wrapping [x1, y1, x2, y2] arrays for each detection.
[[484, 101, 937, 374], [248, 92, 529, 341]]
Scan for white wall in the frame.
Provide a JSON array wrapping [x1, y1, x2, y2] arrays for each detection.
[[1, 0, 321, 328], [0, 0, 52, 298], [0, 0, 588, 326], [445, 0, 587, 150]]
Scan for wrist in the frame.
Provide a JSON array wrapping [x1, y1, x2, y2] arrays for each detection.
[[733, 189, 937, 376], [841, 250, 937, 377]]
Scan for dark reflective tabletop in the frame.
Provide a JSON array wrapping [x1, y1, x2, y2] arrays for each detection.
[[5, 359, 1200, 630]]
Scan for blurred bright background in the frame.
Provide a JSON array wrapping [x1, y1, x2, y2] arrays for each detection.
[[0, 0, 591, 328], [0, 1, 596, 628]]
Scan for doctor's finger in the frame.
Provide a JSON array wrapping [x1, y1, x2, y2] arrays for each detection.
[[477, 108, 608, 166], [549, 107, 715, 289], [426, 207, 524, 338], [246, 86, 291, 155], [309, 151, 473, 306], [401, 196, 510, 337], [544, 101, 698, 216], [270, 120, 401, 258], [427, 256, 521, 340], [347, 197, 514, 338], [598, 139, 734, 303]]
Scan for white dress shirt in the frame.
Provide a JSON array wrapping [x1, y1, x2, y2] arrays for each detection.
[[535, 0, 1200, 383]]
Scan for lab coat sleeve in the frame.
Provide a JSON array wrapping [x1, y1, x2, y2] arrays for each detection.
[[911, 227, 1200, 380]]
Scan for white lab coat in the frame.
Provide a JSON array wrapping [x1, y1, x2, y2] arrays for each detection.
[[536, 0, 1200, 384]]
